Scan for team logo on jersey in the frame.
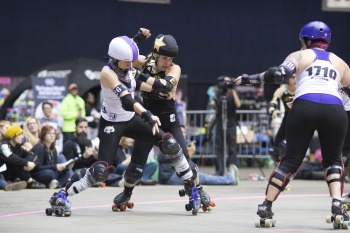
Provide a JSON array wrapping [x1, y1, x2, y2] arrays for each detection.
[[104, 126, 115, 134], [170, 114, 175, 122]]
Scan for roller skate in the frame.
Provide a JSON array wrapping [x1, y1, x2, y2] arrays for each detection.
[[255, 202, 276, 228], [46, 189, 71, 217], [197, 186, 215, 212], [178, 181, 201, 215], [326, 198, 350, 229], [112, 190, 134, 212]]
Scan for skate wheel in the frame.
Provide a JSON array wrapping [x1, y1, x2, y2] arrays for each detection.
[[343, 204, 349, 211], [185, 203, 192, 211], [45, 208, 53, 216], [119, 204, 126, 211], [209, 201, 216, 207], [55, 209, 63, 216], [284, 184, 291, 191], [127, 202, 134, 209], [254, 219, 261, 228], [271, 219, 276, 227], [335, 215, 344, 224], [342, 221, 350, 229], [264, 219, 272, 228], [333, 222, 341, 229], [192, 208, 198, 216], [325, 215, 332, 223], [64, 211, 71, 217], [179, 189, 186, 197], [112, 204, 119, 212], [202, 205, 208, 212]]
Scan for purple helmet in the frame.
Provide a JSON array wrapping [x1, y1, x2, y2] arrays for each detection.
[[299, 21, 331, 43]]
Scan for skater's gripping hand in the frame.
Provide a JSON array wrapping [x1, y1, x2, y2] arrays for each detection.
[[56, 163, 66, 171], [141, 110, 161, 135]]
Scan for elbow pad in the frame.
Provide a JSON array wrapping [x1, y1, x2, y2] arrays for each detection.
[[152, 76, 176, 92], [263, 61, 296, 84], [120, 94, 137, 112]]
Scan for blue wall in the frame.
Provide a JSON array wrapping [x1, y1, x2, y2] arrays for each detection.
[[1, 0, 349, 109]]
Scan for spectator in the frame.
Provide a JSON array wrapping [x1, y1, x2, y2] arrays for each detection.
[[158, 125, 239, 185], [60, 83, 85, 142], [84, 92, 100, 140], [115, 137, 158, 185], [62, 117, 97, 171], [39, 101, 63, 154], [22, 116, 41, 150], [0, 125, 45, 189], [0, 120, 27, 191], [211, 75, 241, 175], [175, 89, 187, 126], [31, 125, 73, 189]]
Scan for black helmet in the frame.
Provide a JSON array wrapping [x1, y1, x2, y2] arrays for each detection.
[[153, 34, 178, 57]]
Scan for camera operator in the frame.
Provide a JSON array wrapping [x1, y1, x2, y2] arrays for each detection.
[[209, 75, 241, 176]]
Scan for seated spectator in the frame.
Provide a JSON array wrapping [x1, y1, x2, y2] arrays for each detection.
[[23, 116, 41, 150], [39, 101, 63, 154], [31, 125, 74, 189], [62, 117, 97, 170], [0, 125, 45, 189], [158, 125, 239, 185], [116, 137, 158, 185], [0, 120, 27, 191]]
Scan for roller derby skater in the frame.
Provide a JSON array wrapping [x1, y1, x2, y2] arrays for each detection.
[[234, 20, 350, 228], [132, 32, 214, 213]]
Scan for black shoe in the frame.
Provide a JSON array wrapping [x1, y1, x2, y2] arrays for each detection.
[[140, 179, 157, 186], [27, 180, 46, 189]]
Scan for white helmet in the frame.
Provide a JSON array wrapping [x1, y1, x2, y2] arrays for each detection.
[[108, 36, 139, 61]]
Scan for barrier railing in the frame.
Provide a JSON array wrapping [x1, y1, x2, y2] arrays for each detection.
[[186, 109, 271, 161]]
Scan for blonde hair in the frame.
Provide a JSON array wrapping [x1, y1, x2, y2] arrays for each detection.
[[23, 116, 41, 146]]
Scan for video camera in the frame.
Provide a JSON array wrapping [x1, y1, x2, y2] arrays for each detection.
[[217, 76, 235, 94]]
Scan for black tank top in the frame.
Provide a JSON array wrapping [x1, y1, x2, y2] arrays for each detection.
[[141, 60, 177, 118]]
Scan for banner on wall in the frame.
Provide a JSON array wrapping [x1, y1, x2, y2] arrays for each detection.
[[31, 75, 68, 119]]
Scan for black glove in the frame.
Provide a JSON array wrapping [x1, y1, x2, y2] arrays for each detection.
[[141, 111, 157, 128], [240, 74, 261, 85], [132, 29, 147, 44]]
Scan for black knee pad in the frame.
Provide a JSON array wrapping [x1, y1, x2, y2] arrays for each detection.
[[266, 168, 292, 201], [89, 161, 115, 182], [158, 132, 180, 155], [188, 159, 198, 180], [124, 162, 144, 185]]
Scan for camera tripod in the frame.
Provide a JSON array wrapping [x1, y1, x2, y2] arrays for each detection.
[[219, 92, 266, 178]]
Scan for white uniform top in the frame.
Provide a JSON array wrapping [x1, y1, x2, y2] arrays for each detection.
[[100, 69, 136, 122], [295, 55, 341, 101]]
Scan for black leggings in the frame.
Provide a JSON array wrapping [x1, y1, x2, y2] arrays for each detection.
[[279, 99, 347, 174], [132, 120, 188, 166], [98, 115, 164, 166]]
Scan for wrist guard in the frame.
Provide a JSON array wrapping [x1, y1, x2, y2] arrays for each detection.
[[141, 111, 157, 128], [267, 102, 278, 114], [241, 74, 262, 85], [132, 30, 146, 44]]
